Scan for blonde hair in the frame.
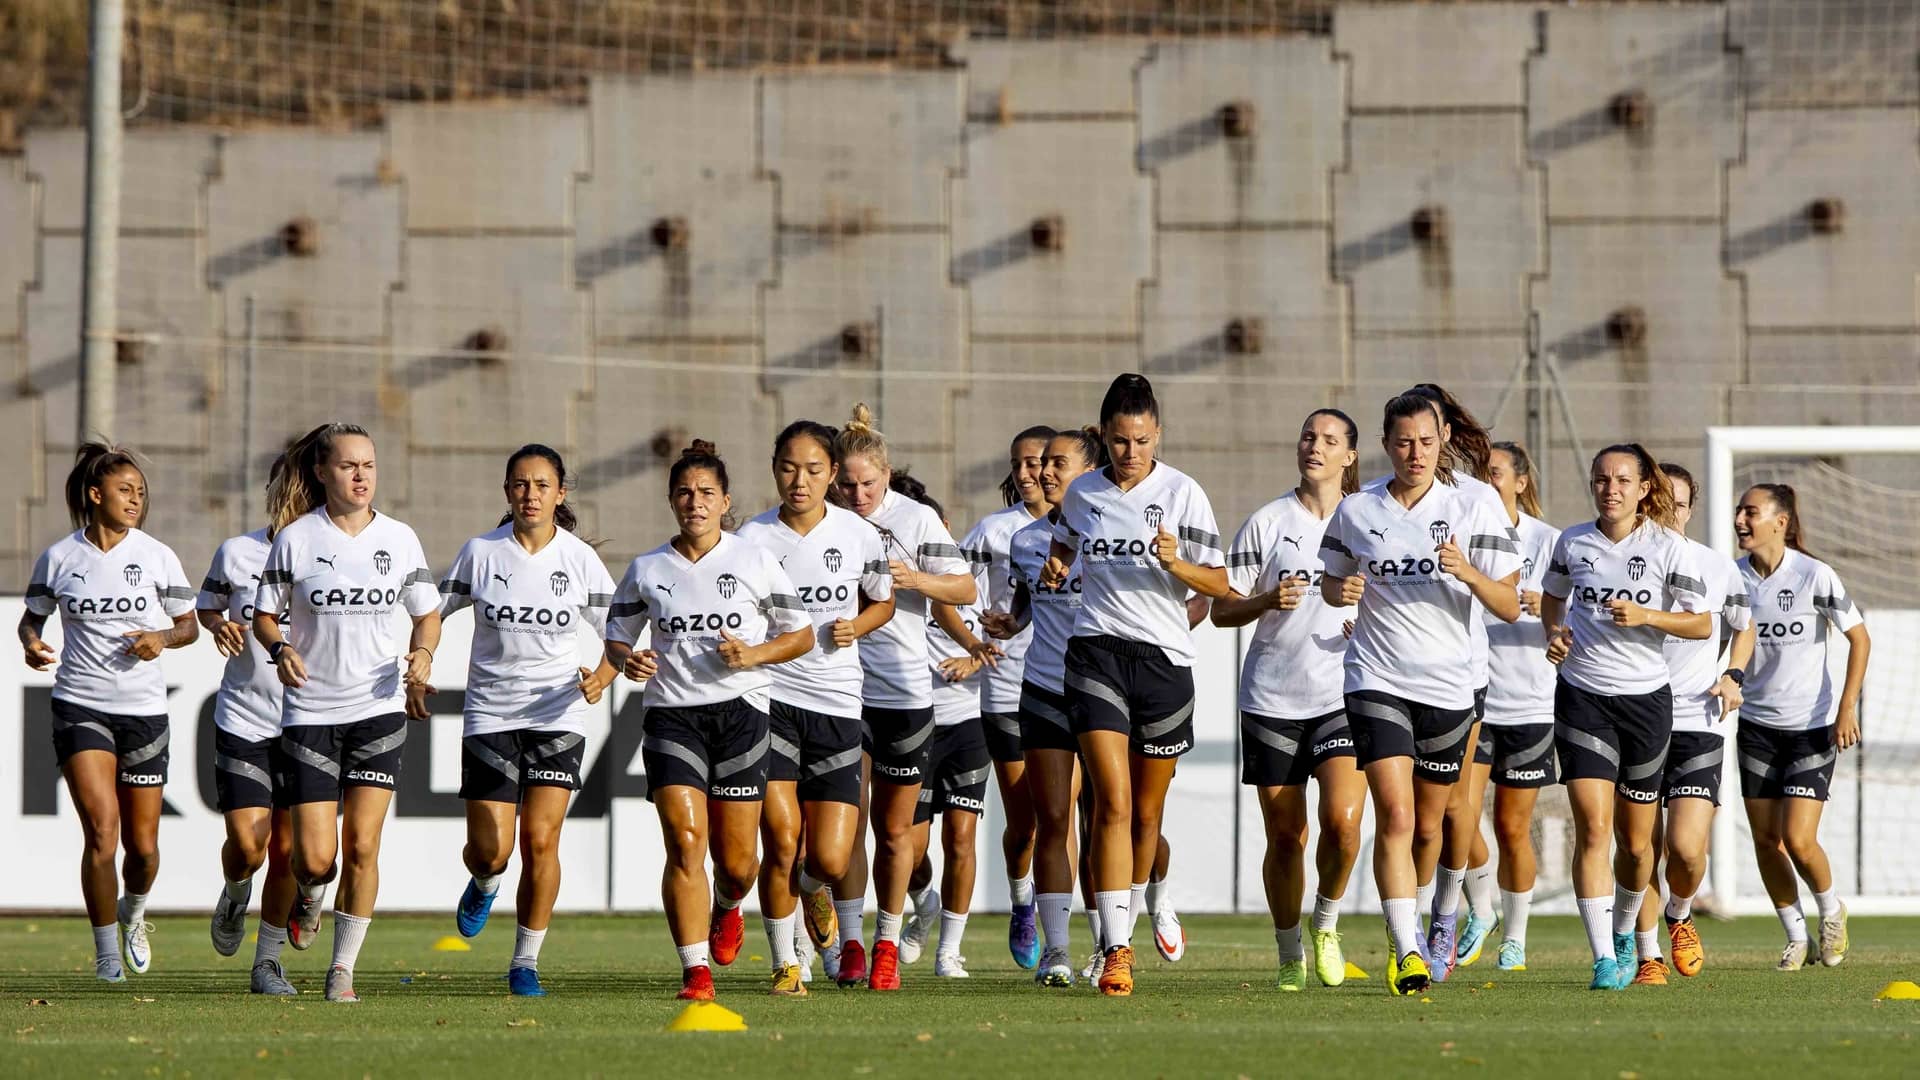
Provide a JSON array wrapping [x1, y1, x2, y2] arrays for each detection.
[[266, 422, 371, 533], [836, 403, 890, 472]]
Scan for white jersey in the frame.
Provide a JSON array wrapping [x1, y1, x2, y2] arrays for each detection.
[[929, 605, 987, 727], [1226, 492, 1347, 719], [1542, 519, 1710, 697], [1320, 478, 1522, 710], [1009, 513, 1082, 695], [1738, 549, 1864, 732], [606, 531, 810, 712], [857, 489, 971, 710], [255, 508, 440, 727], [439, 525, 615, 735], [197, 529, 285, 740], [1053, 461, 1224, 667], [1665, 542, 1753, 734], [737, 505, 893, 721], [1482, 513, 1561, 727], [962, 505, 1045, 714], [1366, 470, 1512, 690], [26, 528, 196, 716]]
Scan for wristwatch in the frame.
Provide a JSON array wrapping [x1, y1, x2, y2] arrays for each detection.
[[1721, 667, 1746, 687], [268, 640, 289, 664]]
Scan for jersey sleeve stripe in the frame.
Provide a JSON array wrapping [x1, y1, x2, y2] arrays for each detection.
[[161, 586, 196, 600], [1318, 535, 1354, 559], [1177, 525, 1222, 550], [1666, 572, 1707, 595], [1813, 592, 1855, 614], [200, 577, 234, 595], [440, 578, 473, 595], [864, 560, 890, 575], [919, 542, 965, 560], [762, 593, 806, 611], [404, 569, 435, 586], [260, 568, 293, 585], [1227, 550, 1263, 568], [26, 583, 55, 599], [1468, 533, 1519, 554], [609, 600, 647, 618], [586, 591, 613, 607], [1725, 592, 1751, 607], [1548, 559, 1570, 575]]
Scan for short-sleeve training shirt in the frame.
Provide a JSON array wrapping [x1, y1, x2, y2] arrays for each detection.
[[27, 528, 196, 716], [605, 531, 811, 712], [736, 504, 893, 721], [438, 525, 616, 735], [857, 489, 971, 710], [962, 506, 1045, 714], [1665, 540, 1752, 734], [1319, 478, 1522, 710], [1226, 492, 1347, 720], [198, 528, 284, 739], [1009, 513, 1082, 695], [254, 508, 441, 727], [1052, 461, 1224, 667], [1365, 471, 1514, 691], [1738, 549, 1864, 732], [1481, 513, 1561, 727], [1541, 519, 1710, 697]]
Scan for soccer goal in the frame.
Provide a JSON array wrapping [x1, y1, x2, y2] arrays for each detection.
[[1705, 426, 1920, 916]]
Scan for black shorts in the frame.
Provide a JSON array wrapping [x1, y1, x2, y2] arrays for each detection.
[[461, 728, 585, 803], [1240, 709, 1354, 788], [1344, 690, 1475, 782], [1063, 635, 1195, 759], [281, 714, 408, 804], [1662, 730, 1726, 805], [768, 701, 863, 807], [50, 699, 170, 787], [1737, 723, 1836, 802], [915, 721, 992, 824], [1481, 723, 1558, 789], [643, 699, 769, 802], [1555, 680, 1672, 804], [1019, 682, 1078, 754], [982, 711, 1023, 764], [214, 728, 291, 812], [864, 705, 936, 786]]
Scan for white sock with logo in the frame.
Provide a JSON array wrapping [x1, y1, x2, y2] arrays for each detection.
[[1611, 885, 1644, 936], [1665, 890, 1694, 922], [1637, 929, 1662, 962], [1275, 923, 1304, 964], [120, 892, 150, 923], [1382, 898, 1419, 961], [876, 910, 903, 946], [1095, 891, 1130, 951], [1501, 889, 1534, 947], [676, 942, 711, 970], [1038, 893, 1072, 952], [473, 873, 501, 897], [1312, 893, 1341, 932], [715, 883, 743, 912], [330, 913, 370, 973], [512, 925, 546, 971], [938, 911, 968, 958], [1777, 904, 1809, 944], [1576, 896, 1613, 960], [835, 899, 865, 948], [763, 914, 796, 967], [1434, 864, 1467, 918], [1466, 863, 1497, 920], [92, 923, 119, 961], [1009, 873, 1035, 907], [255, 922, 288, 966]]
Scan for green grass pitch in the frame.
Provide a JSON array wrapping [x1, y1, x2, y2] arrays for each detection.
[[4, 913, 1919, 1077]]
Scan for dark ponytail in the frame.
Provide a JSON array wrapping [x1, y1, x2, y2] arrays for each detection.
[[1000, 424, 1059, 507], [498, 443, 583, 535], [1657, 461, 1697, 511], [1303, 408, 1361, 496], [65, 442, 148, 530], [1408, 383, 1492, 482], [1099, 373, 1160, 428], [1382, 394, 1453, 485], [1057, 425, 1108, 471], [1593, 443, 1678, 529], [1753, 483, 1814, 558]]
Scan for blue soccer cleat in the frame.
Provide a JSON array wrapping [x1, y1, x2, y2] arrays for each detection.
[[1589, 957, 1620, 990], [1008, 902, 1041, 970], [1456, 912, 1496, 967], [508, 966, 547, 997], [1611, 931, 1638, 989], [1427, 912, 1459, 983], [456, 879, 497, 939]]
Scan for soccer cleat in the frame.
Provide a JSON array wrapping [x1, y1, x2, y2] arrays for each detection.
[[1035, 945, 1075, 988], [250, 958, 296, 996], [1276, 958, 1307, 992], [1611, 932, 1638, 990], [934, 953, 971, 978], [835, 940, 867, 987], [1667, 916, 1705, 977], [821, 939, 841, 982], [1392, 951, 1431, 996], [1081, 948, 1105, 984], [795, 925, 816, 984], [1632, 958, 1669, 986], [901, 906, 936, 965], [677, 964, 715, 1001], [1456, 912, 1496, 968], [1776, 940, 1809, 972], [1426, 913, 1459, 983], [324, 965, 358, 1004], [119, 913, 153, 975], [456, 879, 497, 939], [508, 967, 547, 997], [1152, 908, 1187, 963], [769, 962, 808, 997], [709, 904, 745, 967], [211, 883, 250, 957], [1496, 940, 1527, 972], [800, 888, 838, 951], [1008, 902, 1041, 969], [1819, 904, 1849, 967], [1589, 958, 1621, 991], [868, 940, 902, 991], [1098, 945, 1135, 997], [1307, 926, 1346, 987], [288, 893, 323, 952], [96, 956, 127, 983]]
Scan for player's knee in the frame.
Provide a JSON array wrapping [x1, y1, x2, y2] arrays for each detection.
[[519, 822, 562, 866], [1782, 829, 1823, 866], [761, 828, 799, 873], [1377, 799, 1415, 840], [341, 832, 381, 872], [809, 845, 850, 884], [294, 851, 335, 884], [718, 850, 760, 892]]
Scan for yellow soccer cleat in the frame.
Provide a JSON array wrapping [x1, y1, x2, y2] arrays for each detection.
[[1307, 926, 1347, 988], [1392, 951, 1431, 997], [770, 962, 809, 997]]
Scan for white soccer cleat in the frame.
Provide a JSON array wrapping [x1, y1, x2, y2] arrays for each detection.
[[1080, 947, 1105, 984], [211, 883, 251, 957], [118, 898, 153, 975], [1776, 940, 1810, 972], [934, 952, 970, 978], [95, 955, 127, 983], [325, 964, 359, 1003], [795, 924, 816, 984], [1152, 907, 1187, 963], [901, 906, 937, 965]]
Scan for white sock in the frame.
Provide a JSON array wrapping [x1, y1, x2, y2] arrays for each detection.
[[1009, 873, 1035, 907], [1084, 906, 1103, 949], [1146, 875, 1168, 916], [512, 925, 546, 971], [676, 942, 711, 970], [1501, 889, 1534, 947], [938, 910, 968, 957], [1126, 881, 1148, 942], [1814, 888, 1842, 921], [1095, 890, 1130, 951], [1612, 885, 1644, 936], [473, 873, 501, 897], [1382, 897, 1419, 961], [1665, 891, 1694, 922], [225, 878, 253, 904], [1414, 880, 1435, 928], [299, 881, 325, 902], [1038, 893, 1073, 952], [716, 884, 743, 912], [1777, 904, 1809, 943], [798, 870, 827, 897], [1576, 897, 1613, 960], [1466, 863, 1497, 920], [92, 923, 119, 961], [835, 899, 865, 948], [1637, 928, 1662, 961], [330, 913, 370, 973], [912, 885, 939, 917], [1311, 893, 1341, 932], [763, 913, 797, 967], [1434, 864, 1466, 918], [876, 909, 903, 945], [121, 892, 150, 923], [1275, 923, 1304, 963], [255, 922, 288, 965]]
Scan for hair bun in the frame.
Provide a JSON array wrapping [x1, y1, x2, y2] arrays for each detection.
[[683, 439, 718, 459], [1081, 424, 1102, 440], [845, 402, 880, 436]]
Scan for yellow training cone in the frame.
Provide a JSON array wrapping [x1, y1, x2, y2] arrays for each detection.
[[1876, 980, 1920, 1000], [667, 1002, 749, 1032], [1344, 962, 1371, 980], [432, 936, 473, 952]]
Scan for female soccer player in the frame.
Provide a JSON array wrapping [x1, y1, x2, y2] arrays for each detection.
[[1040, 373, 1228, 997], [826, 407, 976, 991], [1211, 409, 1364, 991], [1320, 396, 1522, 996], [1472, 442, 1562, 973], [21, 443, 198, 982], [1734, 483, 1870, 971], [604, 441, 814, 1001], [1630, 463, 1753, 985], [736, 421, 896, 996], [252, 423, 441, 1004], [1540, 444, 1710, 991], [199, 453, 298, 995], [430, 444, 617, 997]]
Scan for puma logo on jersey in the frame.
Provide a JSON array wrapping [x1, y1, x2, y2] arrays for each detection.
[[656, 583, 675, 597], [1578, 556, 1597, 573], [1367, 528, 1387, 540], [1088, 506, 1105, 521], [316, 555, 337, 570], [493, 573, 512, 588], [70, 571, 88, 584], [1282, 536, 1301, 550]]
